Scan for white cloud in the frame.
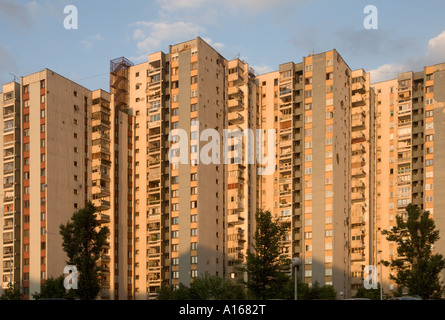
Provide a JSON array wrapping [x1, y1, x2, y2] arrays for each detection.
[[134, 21, 204, 53], [426, 30, 445, 62], [156, 0, 208, 11], [252, 65, 275, 75], [202, 37, 225, 50], [81, 34, 105, 50], [370, 30, 445, 83]]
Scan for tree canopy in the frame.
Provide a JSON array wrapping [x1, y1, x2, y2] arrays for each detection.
[[382, 204, 445, 299]]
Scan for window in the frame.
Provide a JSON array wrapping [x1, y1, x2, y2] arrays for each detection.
[[305, 270, 312, 277], [191, 228, 197, 236], [305, 116, 312, 123], [326, 138, 333, 145], [191, 256, 198, 264], [41, 110, 45, 118], [325, 229, 333, 237], [172, 217, 179, 225], [326, 190, 333, 198], [191, 76, 198, 84], [191, 173, 197, 181], [191, 200, 197, 209], [305, 90, 312, 97], [172, 231, 179, 238], [191, 90, 198, 98], [305, 64, 313, 72]]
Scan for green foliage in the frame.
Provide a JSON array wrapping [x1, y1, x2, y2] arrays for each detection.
[[381, 204, 445, 300], [32, 276, 76, 300], [242, 209, 291, 299], [0, 282, 24, 300], [157, 273, 246, 300], [354, 284, 381, 300], [59, 201, 109, 300]]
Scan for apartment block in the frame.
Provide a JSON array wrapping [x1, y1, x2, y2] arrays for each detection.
[[4, 36, 445, 301], [349, 69, 376, 296], [373, 62, 445, 296], [1, 82, 21, 293], [20, 70, 92, 298], [257, 51, 378, 299]]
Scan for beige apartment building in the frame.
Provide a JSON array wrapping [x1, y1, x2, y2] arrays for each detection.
[[0, 69, 134, 300], [124, 38, 259, 299], [257, 50, 376, 298], [3, 37, 445, 300], [373, 62, 445, 297]]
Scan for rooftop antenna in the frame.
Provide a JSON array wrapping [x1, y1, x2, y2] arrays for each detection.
[[9, 73, 19, 83]]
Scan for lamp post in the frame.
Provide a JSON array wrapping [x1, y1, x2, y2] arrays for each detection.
[[292, 257, 301, 300], [378, 250, 383, 300]]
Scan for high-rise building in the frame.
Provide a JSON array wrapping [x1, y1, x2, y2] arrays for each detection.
[[1, 81, 21, 293], [20, 70, 93, 299], [3, 36, 445, 300], [257, 51, 377, 298], [373, 62, 445, 297]]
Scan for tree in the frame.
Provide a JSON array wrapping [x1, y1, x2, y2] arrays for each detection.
[[381, 204, 445, 300], [354, 284, 381, 300], [242, 209, 291, 299], [0, 282, 23, 300], [157, 273, 246, 300], [32, 276, 76, 300], [59, 201, 109, 300]]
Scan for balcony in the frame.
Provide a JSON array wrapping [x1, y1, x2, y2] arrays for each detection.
[[101, 254, 111, 261], [228, 112, 244, 125], [352, 132, 366, 143], [351, 191, 366, 203], [350, 252, 365, 261], [228, 98, 244, 112], [352, 82, 366, 94], [279, 89, 292, 98], [351, 94, 365, 107], [351, 215, 365, 225], [352, 168, 365, 178], [228, 214, 245, 225], [352, 115, 366, 129], [92, 185, 111, 197], [93, 199, 111, 212], [92, 144, 110, 155], [98, 213, 110, 223]]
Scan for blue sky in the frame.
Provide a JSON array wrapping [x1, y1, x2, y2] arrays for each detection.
[[1, 0, 445, 91]]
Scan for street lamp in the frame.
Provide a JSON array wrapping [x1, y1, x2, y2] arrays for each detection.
[[378, 250, 383, 300], [292, 257, 301, 300]]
